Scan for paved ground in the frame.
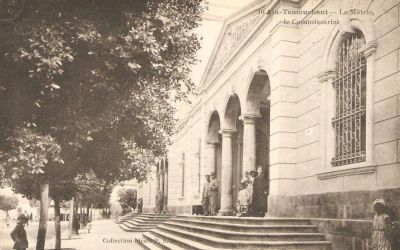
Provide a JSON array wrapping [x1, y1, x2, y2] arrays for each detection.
[[0, 220, 69, 250], [0, 219, 144, 250]]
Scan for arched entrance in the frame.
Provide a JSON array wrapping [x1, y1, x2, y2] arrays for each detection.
[[206, 111, 222, 211], [222, 94, 243, 212], [245, 70, 271, 212], [222, 94, 243, 211]]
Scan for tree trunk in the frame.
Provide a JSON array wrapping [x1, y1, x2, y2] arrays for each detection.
[[86, 204, 90, 224], [89, 205, 93, 222], [54, 199, 61, 250], [68, 198, 74, 239], [36, 182, 49, 250]]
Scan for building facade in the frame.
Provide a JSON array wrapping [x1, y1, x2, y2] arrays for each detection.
[[139, 0, 400, 248]]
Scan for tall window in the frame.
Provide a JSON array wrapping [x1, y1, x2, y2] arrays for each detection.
[[332, 31, 366, 166]]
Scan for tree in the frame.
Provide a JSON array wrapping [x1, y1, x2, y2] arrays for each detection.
[[74, 171, 113, 210], [0, 194, 19, 217], [0, 127, 63, 250], [118, 188, 137, 214], [0, 1, 204, 249]]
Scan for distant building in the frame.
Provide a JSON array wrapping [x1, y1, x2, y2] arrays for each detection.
[[139, 0, 400, 248]]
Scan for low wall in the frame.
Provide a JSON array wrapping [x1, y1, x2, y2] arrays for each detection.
[[268, 188, 400, 250]]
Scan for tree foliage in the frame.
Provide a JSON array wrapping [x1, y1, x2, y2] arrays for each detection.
[[118, 188, 137, 214], [0, 194, 19, 211], [74, 171, 112, 209], [0, 0, 204, 186], [0, 1, 204, 249]]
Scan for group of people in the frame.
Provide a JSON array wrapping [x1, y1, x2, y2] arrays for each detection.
[[201, 166, 268, 217], [237, 166, 268, 217], [201, 172, 219, 216]]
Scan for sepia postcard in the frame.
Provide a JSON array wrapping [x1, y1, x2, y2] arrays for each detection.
[[0, 0, 399, 249]]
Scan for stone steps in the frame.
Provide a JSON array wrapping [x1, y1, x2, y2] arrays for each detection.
[[170, 218, 318, 233], [125, 220, 158, 227], [177, 215, 312, 225], [161, 222, 325, 241], [149, 225, 331, 250], [117, 213, 175, 232], [140, 231, 189, 250], [144, 229, 219, 250], [141, 216, 332, 250], [134, 217, 171, 223], [115, 213, 139, 224], [119, 223, 154, 232]]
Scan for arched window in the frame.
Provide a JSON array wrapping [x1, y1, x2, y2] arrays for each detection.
[[332, 30, 366, 166]]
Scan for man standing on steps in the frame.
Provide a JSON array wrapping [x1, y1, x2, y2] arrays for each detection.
[[155, 190, 163, 213], [202, 175, 211, 215], [138, 198, 143, 213], [253, 166, 267, 217], [209, 172, 219, 216]]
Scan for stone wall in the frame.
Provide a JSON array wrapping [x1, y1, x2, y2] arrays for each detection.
[[269, 188, 400, 250]]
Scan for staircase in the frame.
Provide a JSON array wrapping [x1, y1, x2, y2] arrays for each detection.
[[118, 213, 176, 232], [115, 213, 139, 224], [139, 215, 332, 250]]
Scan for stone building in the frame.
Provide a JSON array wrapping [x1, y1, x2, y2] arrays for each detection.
[[139, 0, 400, 248]]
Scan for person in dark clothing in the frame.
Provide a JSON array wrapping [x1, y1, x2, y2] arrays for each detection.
[[202, 175, 211, 216], [72, 214, 80, 235], [10, 214, 29, 250], [248, 170, 257, 216], [209, 172, 219, 216], [252, 166, 267, 217], [138, 198, 143, 213]]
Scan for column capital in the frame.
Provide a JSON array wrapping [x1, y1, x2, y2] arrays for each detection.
[[219, 129, 236, 137], [240, 113, 261, 124], [359, 40, 378, 58]]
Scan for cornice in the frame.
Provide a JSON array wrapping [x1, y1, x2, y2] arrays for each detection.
[[318, 166, 376, 180]]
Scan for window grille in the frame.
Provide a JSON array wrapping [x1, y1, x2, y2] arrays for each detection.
[[332, 32, 366, 166]]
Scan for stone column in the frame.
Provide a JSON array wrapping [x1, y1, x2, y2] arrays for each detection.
[[205, 141, 217, 176], [155, 163, 160, 208], [241, 114, 259, 173], [159, 160, 164, 212], [160, 160, 164, 195], [219, 129, 235, 215], [163, 158, 168, 212], [156, 163, 161, 191]]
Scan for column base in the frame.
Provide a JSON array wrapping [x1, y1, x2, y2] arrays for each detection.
[[218, 209, 234, 216]]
